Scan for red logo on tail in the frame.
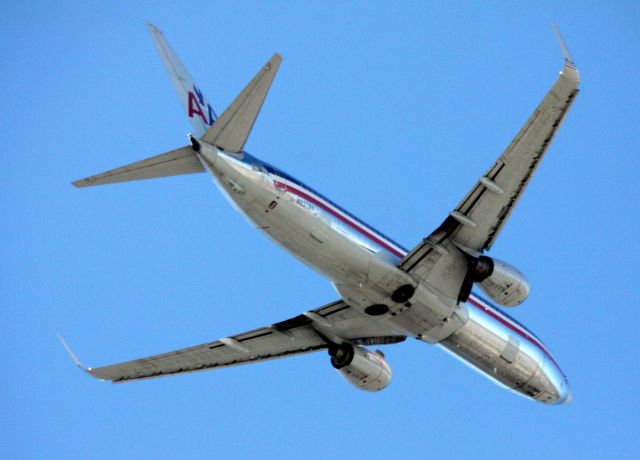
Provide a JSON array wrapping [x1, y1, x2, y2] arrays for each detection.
[[188, 91, 208, 124]]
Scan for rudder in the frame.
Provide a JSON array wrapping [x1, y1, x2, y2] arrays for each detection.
[[146, 22, 217, 137]]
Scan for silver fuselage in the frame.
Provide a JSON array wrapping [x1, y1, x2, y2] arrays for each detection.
[[201, 148, 571, 404]]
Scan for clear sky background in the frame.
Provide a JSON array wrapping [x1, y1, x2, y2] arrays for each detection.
[[3, 1, 639, 459]]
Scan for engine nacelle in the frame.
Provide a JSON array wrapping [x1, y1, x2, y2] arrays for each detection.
[[330, 343, 392, 392], [478, 258, 530, 307]]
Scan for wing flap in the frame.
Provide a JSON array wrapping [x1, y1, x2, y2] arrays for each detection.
[[72, 146, 204, 188]]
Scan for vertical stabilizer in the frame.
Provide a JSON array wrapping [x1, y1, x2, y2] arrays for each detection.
[[146, 22, 217, 137]]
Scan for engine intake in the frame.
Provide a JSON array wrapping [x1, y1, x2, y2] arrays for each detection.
[[329, 343, 392, 392]]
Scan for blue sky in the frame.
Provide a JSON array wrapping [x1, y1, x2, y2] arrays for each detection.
[[3, 1, 639, 458]]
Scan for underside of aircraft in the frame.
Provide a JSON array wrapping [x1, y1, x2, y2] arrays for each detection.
[[62, 23, 579, 404]]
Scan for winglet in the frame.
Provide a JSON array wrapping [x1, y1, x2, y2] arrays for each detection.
[[58, 335, 104, 380], [551, 23, 579, 83]]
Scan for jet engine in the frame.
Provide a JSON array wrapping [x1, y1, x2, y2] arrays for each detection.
[[329, 343, 392, 392], [461, 256, 530, 307], [477, 258, 530, 307]]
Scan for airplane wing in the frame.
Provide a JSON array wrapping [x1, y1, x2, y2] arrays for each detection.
[[402, 28, 580, 282], [62, 300, 405, 383], [445, 62, 579, 253]]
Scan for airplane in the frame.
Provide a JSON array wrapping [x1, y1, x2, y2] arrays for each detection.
[[61, 23, 579, 404]]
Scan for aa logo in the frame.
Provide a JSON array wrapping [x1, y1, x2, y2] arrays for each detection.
[[188, 85, 216, 126]]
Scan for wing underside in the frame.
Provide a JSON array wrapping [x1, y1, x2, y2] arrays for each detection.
[[73, 301, 404, 383], [447, 65, 579, 252], [402, 36, 580, 284], [400, 29, 579, 311]]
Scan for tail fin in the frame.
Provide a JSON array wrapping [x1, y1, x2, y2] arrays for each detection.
[[72, 25, 282, 187], [146, 22, 217, 137]]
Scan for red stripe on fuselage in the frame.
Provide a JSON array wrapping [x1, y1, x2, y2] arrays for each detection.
[[274, 180, 405, 258]]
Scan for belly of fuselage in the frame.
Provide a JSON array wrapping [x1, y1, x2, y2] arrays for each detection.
[[209, 154, 374, 285], [438, 301, 564, 404], [206, 152, 569, 404]]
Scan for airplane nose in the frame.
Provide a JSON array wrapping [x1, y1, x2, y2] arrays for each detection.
[[562, 390, 573, 404], [557, 379, 573, 404], [549, 364, 572, 405], [534, 356, 572, 405]]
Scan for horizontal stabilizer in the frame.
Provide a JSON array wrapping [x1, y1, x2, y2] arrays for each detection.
[[202, 54, 282, 153], [73, 146, 204, 187]]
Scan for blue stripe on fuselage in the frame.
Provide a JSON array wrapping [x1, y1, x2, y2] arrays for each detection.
[[242, 152, 409, 255]]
